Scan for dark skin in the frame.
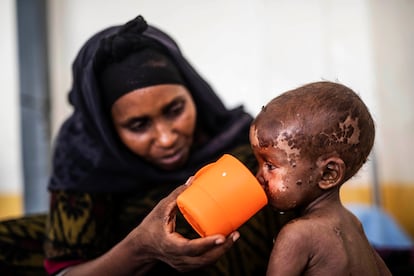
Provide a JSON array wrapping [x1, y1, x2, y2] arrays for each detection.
[[64, 180, 239, 275], [63, 84, 240, 275], [250, 81, 391, 276]]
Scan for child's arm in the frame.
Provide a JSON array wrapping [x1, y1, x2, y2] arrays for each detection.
[[266, 221, 310, 275]]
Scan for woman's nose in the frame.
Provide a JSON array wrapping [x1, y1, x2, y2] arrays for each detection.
[[155, 123, 177, 148]]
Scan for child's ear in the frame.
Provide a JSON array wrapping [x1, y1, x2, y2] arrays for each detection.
[[317, 156, 345, 190]]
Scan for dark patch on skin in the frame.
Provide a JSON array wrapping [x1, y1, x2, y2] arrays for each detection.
[[313, 115, 361, 152], [296, 180, 302, 186]]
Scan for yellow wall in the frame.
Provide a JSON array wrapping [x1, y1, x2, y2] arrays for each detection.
[[341, 182, 414, 240], [0, 194, 22, 220]]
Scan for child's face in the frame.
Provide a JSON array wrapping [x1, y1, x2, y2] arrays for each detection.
[[249, 124, 322, 212]]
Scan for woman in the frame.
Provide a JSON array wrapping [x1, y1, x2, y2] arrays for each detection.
[[43, 15, 292, 275]]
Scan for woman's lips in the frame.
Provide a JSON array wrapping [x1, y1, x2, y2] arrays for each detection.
[[158, 148, 188, 168]]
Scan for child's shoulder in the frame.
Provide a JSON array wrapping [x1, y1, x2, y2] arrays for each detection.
[[272, 217, 319, 252], [278, 213, 338, 237], [277, 217, 316, 240]]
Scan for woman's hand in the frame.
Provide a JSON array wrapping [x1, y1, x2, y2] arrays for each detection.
[[128, 177, 240, 272], [64, 177, 239, 275]]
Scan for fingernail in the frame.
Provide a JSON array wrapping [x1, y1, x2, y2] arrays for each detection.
[[184, 176, 193, 186], [232, 232, 240, 242], [215, 237, 225, 245]]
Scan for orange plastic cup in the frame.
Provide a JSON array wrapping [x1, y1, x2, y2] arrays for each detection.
[[177, 154, 268, 237]]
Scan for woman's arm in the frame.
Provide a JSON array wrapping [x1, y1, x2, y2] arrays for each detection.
[[60, 181, 239, 275]]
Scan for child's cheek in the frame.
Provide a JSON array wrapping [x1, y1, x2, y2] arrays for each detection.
[[267, 181, 292, 210]]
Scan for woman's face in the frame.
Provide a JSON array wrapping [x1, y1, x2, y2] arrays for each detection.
[[111, 84, 197, 170]]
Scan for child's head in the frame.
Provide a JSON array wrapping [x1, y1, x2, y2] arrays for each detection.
[[250, 81, 375, 211]]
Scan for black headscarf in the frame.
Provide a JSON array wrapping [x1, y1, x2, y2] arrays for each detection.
[[48, 15, 253, 193], [99, 48, 186, 111]]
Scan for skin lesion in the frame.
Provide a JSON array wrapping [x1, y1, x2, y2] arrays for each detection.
[[319, 115, 361, 147], [274, 131, 301, 159], [339, 116, 360, 145]]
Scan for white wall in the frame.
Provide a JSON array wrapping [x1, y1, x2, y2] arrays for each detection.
[[47, 0, 380, 185], [1, 0, 413, 204], [0, 0, 22, 195], [369, 1, 414, 184], [49, 0, 377, 126]]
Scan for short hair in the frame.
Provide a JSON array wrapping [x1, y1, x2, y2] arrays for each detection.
[[252, 81, 375, 181]]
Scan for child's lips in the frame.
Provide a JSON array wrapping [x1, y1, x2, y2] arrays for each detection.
[[259, 183, 270, 197], [259, 180, 269, 193]]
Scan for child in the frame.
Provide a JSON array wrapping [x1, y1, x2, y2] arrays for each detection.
[[250, 81, 391, 275]]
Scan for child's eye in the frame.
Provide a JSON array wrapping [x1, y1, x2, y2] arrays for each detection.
[[265, 162, 276, 171]]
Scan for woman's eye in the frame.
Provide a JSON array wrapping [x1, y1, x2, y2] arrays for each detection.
[[165, 100, 185, 118], [127, 118, 150, 133]]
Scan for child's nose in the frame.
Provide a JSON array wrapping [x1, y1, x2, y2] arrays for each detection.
[[256, 170, 265, 185]]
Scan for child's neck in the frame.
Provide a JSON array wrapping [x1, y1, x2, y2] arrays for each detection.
[[301, 188, 342, 216]]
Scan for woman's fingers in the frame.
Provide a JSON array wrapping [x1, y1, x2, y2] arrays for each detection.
[[161, 231, 240, 272]]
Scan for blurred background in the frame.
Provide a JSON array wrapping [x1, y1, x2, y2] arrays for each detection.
[[0, 0, 413, 244]]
